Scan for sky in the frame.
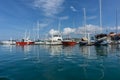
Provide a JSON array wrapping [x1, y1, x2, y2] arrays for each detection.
[[0, 0, 120, 40]]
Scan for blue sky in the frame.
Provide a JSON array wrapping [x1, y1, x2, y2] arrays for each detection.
[[0, 0, 120, 40]]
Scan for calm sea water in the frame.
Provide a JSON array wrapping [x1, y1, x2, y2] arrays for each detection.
[[0, 44, 120, 80]]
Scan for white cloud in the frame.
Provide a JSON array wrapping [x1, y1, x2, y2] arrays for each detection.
[[33, 0, 64, 17], [108, 26, 120, 31], [49, 25, 120, 37], [70, 6, 77, 12], [61, 24, 102, 35], [49, 29, 59, 35], [76, 24, 102, 34], [62, 27, 76, 35]]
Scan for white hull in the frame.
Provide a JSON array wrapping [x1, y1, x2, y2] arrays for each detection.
[[0, 41, 16, 45], [34, 41, 45, 45], [45, 41, 62, 45]]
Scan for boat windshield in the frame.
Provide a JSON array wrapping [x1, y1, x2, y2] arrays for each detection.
[[53, 35, 61, 37]]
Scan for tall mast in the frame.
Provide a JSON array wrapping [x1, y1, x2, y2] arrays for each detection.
[[28, 30, 30, 39], [58, 19, 61, 33], [99, 0, 102, 33], [58, 19, 61, 35], [116, 8, 118, 34], [37, 21, 40, 39], [83, 8, 87, 37], [24, 30, 27, 39]]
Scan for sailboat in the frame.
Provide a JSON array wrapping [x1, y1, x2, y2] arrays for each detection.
[[16, 38, 34, 46], [79, 8, 90, 46], [16, 31, 34, 46], [94, 0, 109, 46]]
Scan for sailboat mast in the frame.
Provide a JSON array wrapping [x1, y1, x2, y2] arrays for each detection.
[[83, 8, 87, 37], [28, 30, 30, 39], [58, 19, 61, 34], [24, 30, 27, 39], [116, 8, 118, 34], [99, 0, 102, 33], [37, 21, 40, 39]]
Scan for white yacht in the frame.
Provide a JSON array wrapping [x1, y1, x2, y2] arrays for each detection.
[[45, 34, 63, 45]]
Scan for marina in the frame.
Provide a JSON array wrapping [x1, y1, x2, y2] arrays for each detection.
[[0, 0, 120, 80]]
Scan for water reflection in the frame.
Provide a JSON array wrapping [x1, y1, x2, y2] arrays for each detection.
[[95, 46, 108, 57], [79, 46, 97, 60], [1, 45, 15, 52], [62, 46, 76, 56], [18, 45, 32, 53], [1, 44, 120, 80], [38, 45, 76, 57], [78, 45, 109, 80], [44, 45, 63, 56]]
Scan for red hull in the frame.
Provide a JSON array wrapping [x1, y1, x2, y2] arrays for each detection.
[[62, 41, 76, 46], [16, 42, 34, 46]]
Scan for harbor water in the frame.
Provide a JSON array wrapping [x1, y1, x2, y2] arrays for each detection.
[[0, 44, 120, 80]]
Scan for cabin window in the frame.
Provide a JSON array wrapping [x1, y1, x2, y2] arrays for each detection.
[[53, 35, 61, 37], [58, 39, 61, 41]]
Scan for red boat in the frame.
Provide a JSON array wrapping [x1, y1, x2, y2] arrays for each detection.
[[16, 39, 34, 46], [62, 40, 77, 46]]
